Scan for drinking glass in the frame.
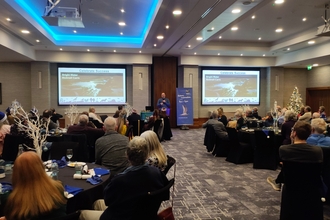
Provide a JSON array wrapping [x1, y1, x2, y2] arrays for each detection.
[[66, 149, 73, 163]]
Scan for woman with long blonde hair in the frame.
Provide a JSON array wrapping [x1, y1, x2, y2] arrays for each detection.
[[140, 130, 167, 171], [3, 151, 67, 220], [116, 110, 127, 135]]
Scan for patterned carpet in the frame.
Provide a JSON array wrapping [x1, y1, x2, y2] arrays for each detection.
[[161, 128, 330, 220]]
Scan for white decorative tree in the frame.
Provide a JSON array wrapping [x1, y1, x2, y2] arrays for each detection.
[[124, 103, 134, 116], [10, 100, 50, 157], [287, 86, 304, 114], [65, 105, 80, 125]]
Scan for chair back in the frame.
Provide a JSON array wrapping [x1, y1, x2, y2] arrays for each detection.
[[203, 125, 216, 152], [63, 134, 89, 162], [131, 120, 144, 136], [49, 141, 79, 161], [2, 134, 24, 162], [253, 130, 277, 170], [163, 155, 176, 175], [99, 115, 108, 122], [227, 127, 239, 146], [91, 120, 103, 128], [153, 119, 164, 141]]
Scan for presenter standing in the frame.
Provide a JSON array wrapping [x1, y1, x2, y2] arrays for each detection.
[[157, 92, 171, 116]]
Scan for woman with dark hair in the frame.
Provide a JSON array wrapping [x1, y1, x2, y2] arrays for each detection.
[[143, 109, 160, 132], [217, 107, 228, 127], [2, 151, 67, 220]]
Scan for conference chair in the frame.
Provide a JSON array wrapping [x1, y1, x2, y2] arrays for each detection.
[[2, 134, 25, 162], [163, 155, 176, 175], [280, 161, 323, 220], [253, 130, 278, 170], [63, 134, 89, 162], [49, 141, 79, 161], [226, 127, 253, 164], [153, 119, 164, 141]]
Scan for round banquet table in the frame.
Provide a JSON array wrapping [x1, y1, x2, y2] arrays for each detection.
[[0, 162, 111, 214]]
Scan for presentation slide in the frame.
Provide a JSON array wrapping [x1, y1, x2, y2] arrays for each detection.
[[58, 67, 126, 105], [202, 69, 260, 105]]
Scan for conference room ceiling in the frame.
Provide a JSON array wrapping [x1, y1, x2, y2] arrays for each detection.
[[0, 0, 329, 67]]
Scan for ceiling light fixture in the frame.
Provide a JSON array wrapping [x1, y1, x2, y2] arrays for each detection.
[[302, 17, 307, 21], [287, 48, 290, 50], [194, 52, 197, 55], [87, 49, 90, 52], [313, 64, 319, 67], [36, 39, 40, 42], [240, 54, 243, 56], [263, 54, 265, 56], [139, 51, 142, 53], [258, 37, 261, 40], [252, 15, 255, 19], [232, 9, 241, 13], [275, 28, 283, 32], [154, 44, 157, 47], [231, 27, 238, 31], [188, 45, 191, 48], [73, 30, 77, 33], [219, 36, 222, 39], [118, 22, 126, 26], [6, 18, 11, 21], [196, 37, 203, 40], [120, 9, 125, 13], [21, 30, 30, 34], [114, 50, 116, 52], [120, 32, 123, 35], [308, 40, 315, 44], [217, 53, 220, 55], [59, 48, 63, 51], [173, 10, 182, 15], [157, 35, 164, 39], [165, 25, 169, 29], [274, 0, 284, 4]]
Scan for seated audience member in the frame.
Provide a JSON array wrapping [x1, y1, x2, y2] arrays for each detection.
[[267, 121, 323, 191], [319, 106, 326, 119], [79, 137, 169, 220], [5, 107, 15, 125], [245, 109, 255, 119], [3, 151, 67, 220], [202, 110, 228, 140], [81, 111, 97, 128], [67, 114, 105, 144], [49, 108, 63, 125], [277, 108, 287, 127], [281, 110, 297, 145], [88, 107, 103, 124], [252, 107, 262, 120], [159, 108, 172, 140], [235, 110, 245, 130], [127, 108, 141, 125], [297, 106, 305, 118], [116, 110, 127, 135], [143, 109, 160, 131], [217, 107, 228, 127], [298, 106, 312, 122], [42, 109, 58, 130], [140, 130, 168, 171], [0, 112, 11, 156], [95, 117, 129, 177], [262, 111, 274, 127], [312, 112, 321, 119], [306, 118, 330, 147], [29, 107, 38, 121], [113, 110, 121, 118]]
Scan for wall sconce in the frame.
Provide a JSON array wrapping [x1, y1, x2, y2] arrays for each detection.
[[138, 72, 143, 90], [189, 73, 193, 88], [275, 75, 279, 91], [38, 71, 42, 89]]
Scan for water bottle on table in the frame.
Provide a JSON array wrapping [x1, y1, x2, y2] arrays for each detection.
[[51, 162, 59, 180]]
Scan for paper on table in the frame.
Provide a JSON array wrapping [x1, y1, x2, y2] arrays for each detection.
[[73, 174, 92, 179]]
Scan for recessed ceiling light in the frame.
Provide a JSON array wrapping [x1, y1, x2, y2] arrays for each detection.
[[258, 37, 261, 40], [36, 39, 40, 42], [21, 30, 30, 34], [232, 9, 241, 13], [157, 35, 164, 39], [87, 49, 90, 52], [231, 27, 238, 31], [252, 15, 255, 19], [275, 28, 283, 32], [263, 54, 265, 56], [313, 63, 319, 67], [302, 17, 307, 21], [196, 37, 203, 40], [120, 32, 123, 35], [173, 10, 182, 15], [120, 9, 125, 13], [73, 30, 77, 33], [219, 36, 222, 39], [308, 40, 315, 44], [59, 48, 63, 51], [139, 51, 142, 53], [194, 52, 197, 55], [118, 22, 126, 26], [154, 44, 157, 47], [240, 54, 243, 56], [274, 0, 284, 4], [217, 53, 220, 55], [165, 25, 169, 29], [6, 18, 11, 21], [114, 50, 116, 52], [287, 48, 290, 50], [211, 27, 215, 30], [188, 45, 191, 48]]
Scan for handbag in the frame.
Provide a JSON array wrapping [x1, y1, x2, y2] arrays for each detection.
[[157, 159, 176, 220]]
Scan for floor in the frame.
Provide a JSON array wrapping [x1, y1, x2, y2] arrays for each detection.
[[161, 128, 330, 220]]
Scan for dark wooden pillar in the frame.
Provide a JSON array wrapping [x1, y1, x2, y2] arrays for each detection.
[[152, 57, 177, 128]]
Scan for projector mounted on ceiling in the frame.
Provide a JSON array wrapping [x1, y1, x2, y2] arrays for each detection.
[[316, 4, 330, 36], [42, 0, 84, 28]]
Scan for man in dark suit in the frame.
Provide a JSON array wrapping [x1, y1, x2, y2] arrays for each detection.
[[127, 109, 141, 125]]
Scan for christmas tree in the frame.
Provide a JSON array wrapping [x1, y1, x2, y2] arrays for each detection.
[[287, 86, 304, 114]]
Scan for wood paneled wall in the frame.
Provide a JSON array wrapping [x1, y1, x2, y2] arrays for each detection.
[[152, 57, 178, 127]]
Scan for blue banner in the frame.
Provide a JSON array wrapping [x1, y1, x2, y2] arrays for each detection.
[[176, 88, 193, 126]]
